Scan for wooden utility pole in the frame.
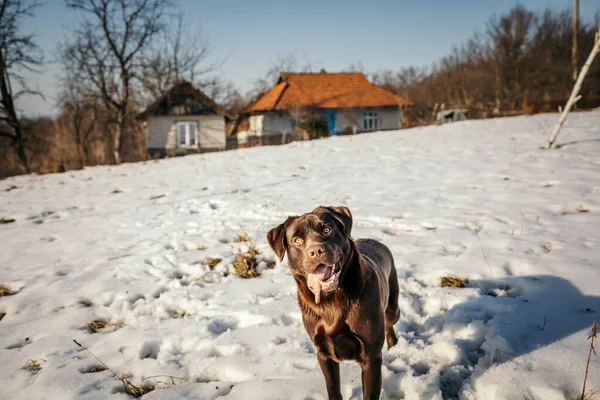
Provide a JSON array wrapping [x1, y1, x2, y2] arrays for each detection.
[[573, 0, 579, 82]]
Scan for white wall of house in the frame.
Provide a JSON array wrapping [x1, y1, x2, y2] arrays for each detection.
[[147, 115, 225, 150], [335, 107, 401, 132], [249, 115, 263, 133], [249, 113, 292, 135], [245, 107, 401, 137]]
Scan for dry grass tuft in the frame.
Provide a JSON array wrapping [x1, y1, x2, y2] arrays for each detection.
[[561, 206, 591, 215], [149, 194, 166, 200], [0, 284, 15, 296], [233, 232, 252, 243], [23, 359, 45, 372], [86, 320, 117, 333], [89, 365, 108, 373], [167, 308, 188, 319], [233, 246, 261, 279], [441, 276, 469, 288], [203, 257, 222, 269], [197, 244, 208, 251], [73, 340, 185, 398], [122, 378, 154, 398], [5, 185, 19, 192], [79, 299, 93, 307], [0, 217, 16, 225], [111, 188, 123, 194]]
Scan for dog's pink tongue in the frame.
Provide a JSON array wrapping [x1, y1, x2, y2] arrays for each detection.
[[307, 265, 332, 304]]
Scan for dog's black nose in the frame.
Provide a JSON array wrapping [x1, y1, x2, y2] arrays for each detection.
[[308, 245, 325, 259]]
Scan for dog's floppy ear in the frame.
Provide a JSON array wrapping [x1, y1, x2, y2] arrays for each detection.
[[319, 206, 353, 237], [266, 217, 296, 261]]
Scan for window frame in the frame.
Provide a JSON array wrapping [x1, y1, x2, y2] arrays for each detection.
[[362, 110, 380, 131], [176, 121, 198, 148]]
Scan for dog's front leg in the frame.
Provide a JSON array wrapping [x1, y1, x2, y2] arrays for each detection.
[[360, 353, 382, 400], [317, 352, 342, 400]]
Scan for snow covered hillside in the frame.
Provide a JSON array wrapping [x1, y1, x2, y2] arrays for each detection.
[[1, 111, 599, 400]]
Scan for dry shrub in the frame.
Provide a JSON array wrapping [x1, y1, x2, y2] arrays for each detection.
[[0, 284, 15, 296], [441, 276, 469, 288], [234, 246, 261, 279]]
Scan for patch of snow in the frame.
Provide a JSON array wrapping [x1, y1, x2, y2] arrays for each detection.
[[1, 111, 600, 399]]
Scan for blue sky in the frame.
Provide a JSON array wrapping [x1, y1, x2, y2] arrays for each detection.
[[21, 0, 599, 116]]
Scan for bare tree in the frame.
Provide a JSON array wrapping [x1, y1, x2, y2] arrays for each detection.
[[56, 78, 100, 167], [249, 53, 314, 100], [141, 11, 217, 100], [64, 0, 171, 164], [0, 0, 44, 173]]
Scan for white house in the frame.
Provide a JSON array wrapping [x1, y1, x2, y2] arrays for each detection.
[[137, 80, 231, 156]]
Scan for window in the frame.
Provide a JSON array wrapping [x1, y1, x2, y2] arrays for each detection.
[[362, 111, 379, 131], [176, 121, 198, 148]]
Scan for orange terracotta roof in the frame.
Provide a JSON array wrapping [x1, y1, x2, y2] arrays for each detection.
[[246, 73, 412, 113]]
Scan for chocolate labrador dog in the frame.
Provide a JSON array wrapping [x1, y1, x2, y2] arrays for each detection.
[[267, 206, 400, 400]]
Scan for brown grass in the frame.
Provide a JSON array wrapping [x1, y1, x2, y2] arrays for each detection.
[[89, 365, 108, 373], [79, 299, 93, 307], [111, 189, 124, 194], [197, 245, 208, 251], [233, 246, 261, 279], [73, 340, 185, 398], [233, 232, 252, 243], [5, 185, 18, 192], [581, 321, 597, 400], [149, 194, 166, 200], [23, 359, 45, 372], [0, 217, 16, 225], [0, 284, 15, 296], [441, 276, 469, 288], [86, 319, 118, 333], [561, 206, 591, 215], [204, 257, 222, 269]]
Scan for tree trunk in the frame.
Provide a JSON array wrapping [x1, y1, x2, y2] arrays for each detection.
[[13, 125, 30, 174], [547, 29, 600, 149], [572, 0, 579, 82]]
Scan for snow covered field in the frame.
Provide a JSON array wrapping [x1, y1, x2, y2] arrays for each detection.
[[1, 111, 599, 400]]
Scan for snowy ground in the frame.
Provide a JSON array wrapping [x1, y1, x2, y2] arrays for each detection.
[[1, 111, 600, 400]]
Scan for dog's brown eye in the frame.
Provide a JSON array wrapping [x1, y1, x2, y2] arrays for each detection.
[[293, 237, 304, 245], [323, 225, 332, 234]]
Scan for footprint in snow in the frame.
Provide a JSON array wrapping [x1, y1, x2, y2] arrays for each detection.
[[207, 318, 238, 335], [5, 337, 32, 350], [139, 340, 161, 360]]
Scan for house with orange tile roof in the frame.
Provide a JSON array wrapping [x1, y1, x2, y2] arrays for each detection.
[[234, 72, 413, 145]]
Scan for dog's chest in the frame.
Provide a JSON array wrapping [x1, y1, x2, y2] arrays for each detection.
[[312, 322, 364, 362]]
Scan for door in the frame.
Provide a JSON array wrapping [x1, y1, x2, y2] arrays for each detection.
[[326, 111, 336, 135]]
